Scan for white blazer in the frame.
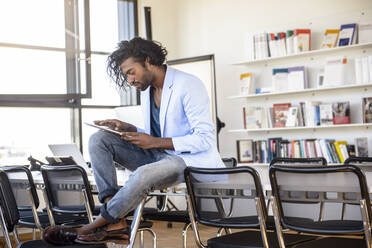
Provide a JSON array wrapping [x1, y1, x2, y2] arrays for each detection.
[[137, 66, 224, 169]]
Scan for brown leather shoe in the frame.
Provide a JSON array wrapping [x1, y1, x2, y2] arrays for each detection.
[[43, 226, 78, 245], [75, 225, 130, 244]]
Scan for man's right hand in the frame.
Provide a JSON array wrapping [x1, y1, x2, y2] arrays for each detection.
[[93, 119, 136, 132]]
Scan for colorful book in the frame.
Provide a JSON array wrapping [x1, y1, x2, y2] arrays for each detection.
[[332, 102, 350, 125], [362, 97, 372, 123], [334, 141, 348, 163], [337, 23, 357, 46], [320, 29, 340, 49], [239, 73, 252, 95], [293, 29, 311, 53], [273, 103, 291, 127]]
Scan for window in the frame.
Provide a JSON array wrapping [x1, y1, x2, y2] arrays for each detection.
[[0, 0, 138, 165]]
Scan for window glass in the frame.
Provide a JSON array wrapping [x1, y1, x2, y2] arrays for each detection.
[[0, 48, 67, 94], [0, 108, 72, 166], [90, 0, 118, 52], [0, 0, 65, 47], [82, 54, 122, 106]]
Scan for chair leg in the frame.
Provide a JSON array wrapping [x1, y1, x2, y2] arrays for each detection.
[[32, 228, 36, 240], [13, 227, 21, 245], [127, 199, 146, 248], [139, 230, 144, 248], [182, 222, 191, 248], [140, 228, 157, 248]]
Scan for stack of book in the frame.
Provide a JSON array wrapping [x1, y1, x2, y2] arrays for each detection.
[[240, 137, 368, 164], [242, 100, 357, 129]]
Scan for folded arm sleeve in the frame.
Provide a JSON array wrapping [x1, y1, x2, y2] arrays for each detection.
[[171, 80, 216, 154]]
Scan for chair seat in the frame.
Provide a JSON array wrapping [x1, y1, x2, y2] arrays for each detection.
[[294, 237, 366, 248], [143, 210, 190, 223], [207, 230, 315, 248], [284, 218, 364, 234], [19, 214, 90, 228], [17, 240, 107, 248]]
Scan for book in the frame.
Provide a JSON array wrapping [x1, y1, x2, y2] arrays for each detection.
[[358, 23, 372, 44], [332, 102, 350, 125], [272, 68, 289, 92], [337, 23, 357, 46], [320, 29, 340, 49], [323, 56, 348, 87], [346, 144, 356, 157], [355, 57, 363, 84], [286, 30, 294, 55], [334, 141, 348, 163], [362, 97, 372, 123], [286, 107, 298, 127], [293, 29, 311, 53], [239, 73, 252, 95], [273, 103, 291, 127], [355, 137, 368, 157], [287, 66, 306, 90], [243, 106, 266, 129], [319, 104, 333, 126]]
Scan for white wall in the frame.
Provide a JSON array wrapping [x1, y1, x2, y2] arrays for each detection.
[[137, 0, 372, 158]]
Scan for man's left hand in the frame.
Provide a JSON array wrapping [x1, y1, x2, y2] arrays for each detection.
[[121, 132, 156, 149]]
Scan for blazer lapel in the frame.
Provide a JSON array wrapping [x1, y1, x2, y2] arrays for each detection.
[[141, 87, 151, 134], [159, 67, 175, 136]]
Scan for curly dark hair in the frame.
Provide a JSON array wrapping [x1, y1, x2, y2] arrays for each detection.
[[107, 37, 168, 88]]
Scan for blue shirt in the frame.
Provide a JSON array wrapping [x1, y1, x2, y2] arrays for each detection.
[[150, 87, 161, 137]]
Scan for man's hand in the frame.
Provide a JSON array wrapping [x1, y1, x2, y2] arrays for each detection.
[[94, 119, 136, 132], [121, 132, 156, 149]]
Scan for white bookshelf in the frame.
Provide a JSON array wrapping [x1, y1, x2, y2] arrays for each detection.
[[229, 123, 372, 133], [233, 42, 372, 66], [228, 83, 372, 100]]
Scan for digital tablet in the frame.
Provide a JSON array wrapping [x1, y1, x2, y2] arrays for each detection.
[[84, 122, 121, 136]]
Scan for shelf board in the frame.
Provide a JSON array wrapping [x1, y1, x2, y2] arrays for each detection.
[[229, 123, 372, 133], [228, 83, 372, 100], [233, 42, 372, 66]]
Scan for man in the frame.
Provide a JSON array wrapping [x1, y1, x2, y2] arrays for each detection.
[[44, 37, 224, 245]]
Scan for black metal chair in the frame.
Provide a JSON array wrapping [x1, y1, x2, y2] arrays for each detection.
[[185, 166, 314, 248], [269, 164, 371, 247], [40, 165, 156, 248], [0, 169, 107, 248], [269, 158, 327, 222], [141, 157, 237, 248], [0, 166, 93, 239]]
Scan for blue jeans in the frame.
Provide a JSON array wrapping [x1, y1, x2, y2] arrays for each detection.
[[88, 131, 187, 223]]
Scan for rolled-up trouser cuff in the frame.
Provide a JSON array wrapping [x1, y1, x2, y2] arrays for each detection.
[[98, 189, 118, 203], [100, 203, 122, 224]]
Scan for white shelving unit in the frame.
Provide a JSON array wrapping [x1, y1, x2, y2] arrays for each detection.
[[230, 41, 372, 164]]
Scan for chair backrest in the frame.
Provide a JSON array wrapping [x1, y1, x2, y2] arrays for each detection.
[[0, 166, 40, 211], [270, 157, 327, 167], [0, 170, 20, 233], [185, 166, 267, 229], [40, 165, 95, 215], [222, 157, 237, 168], [269, 164, 372, 234], [344, 157, 372, 164]]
